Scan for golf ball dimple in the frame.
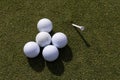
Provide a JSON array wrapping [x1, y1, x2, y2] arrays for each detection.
[[36, 32, 52, 47], [52, 32, 68, 48], [42, 45, 59, 62], [37, 18, 53, 32], [23, 41, 40, 58]]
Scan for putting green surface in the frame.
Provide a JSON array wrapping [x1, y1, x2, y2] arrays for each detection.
[[0, 0, 120, 80]]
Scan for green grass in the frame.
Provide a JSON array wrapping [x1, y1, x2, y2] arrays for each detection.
[[0, 0, 120, 80]]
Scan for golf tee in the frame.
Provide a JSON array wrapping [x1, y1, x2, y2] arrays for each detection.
[[72, 23, 84, 31]]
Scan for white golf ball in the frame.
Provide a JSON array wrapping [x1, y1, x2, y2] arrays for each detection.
[[23, 41, 40, 58], [42, 45, 59, 62], [37, 18, 53, 32], [35, 32, 52, 47], [52, 32, 68, 48]]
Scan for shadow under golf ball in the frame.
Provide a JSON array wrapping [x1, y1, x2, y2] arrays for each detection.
[[27, 48, 45, 72], [59, 45, 73, 62], [46, 57, 64, 76]]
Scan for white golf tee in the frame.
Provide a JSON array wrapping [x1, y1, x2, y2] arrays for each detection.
[[72, 23, 85, 31]]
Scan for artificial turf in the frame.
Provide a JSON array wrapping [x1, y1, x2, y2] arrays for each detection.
[[0, 0, 120, 80]]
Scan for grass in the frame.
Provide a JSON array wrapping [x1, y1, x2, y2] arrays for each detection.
[[0, 0, 120, 80]]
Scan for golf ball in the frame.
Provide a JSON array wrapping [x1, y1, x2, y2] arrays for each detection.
[[36, 32, 52, 47], [37, 18, 53, 32], [52, 32, 68, 48], [42, 45, 59, 62], [23, 41, 40, 58]]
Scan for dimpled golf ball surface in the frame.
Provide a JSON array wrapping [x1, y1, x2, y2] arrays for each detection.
[[42, 45, 59, 62], [23, 41, 40, 58], [36, 32, 51, 47], [52, 32, 68, 48], [37, 18, 53, 32]]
